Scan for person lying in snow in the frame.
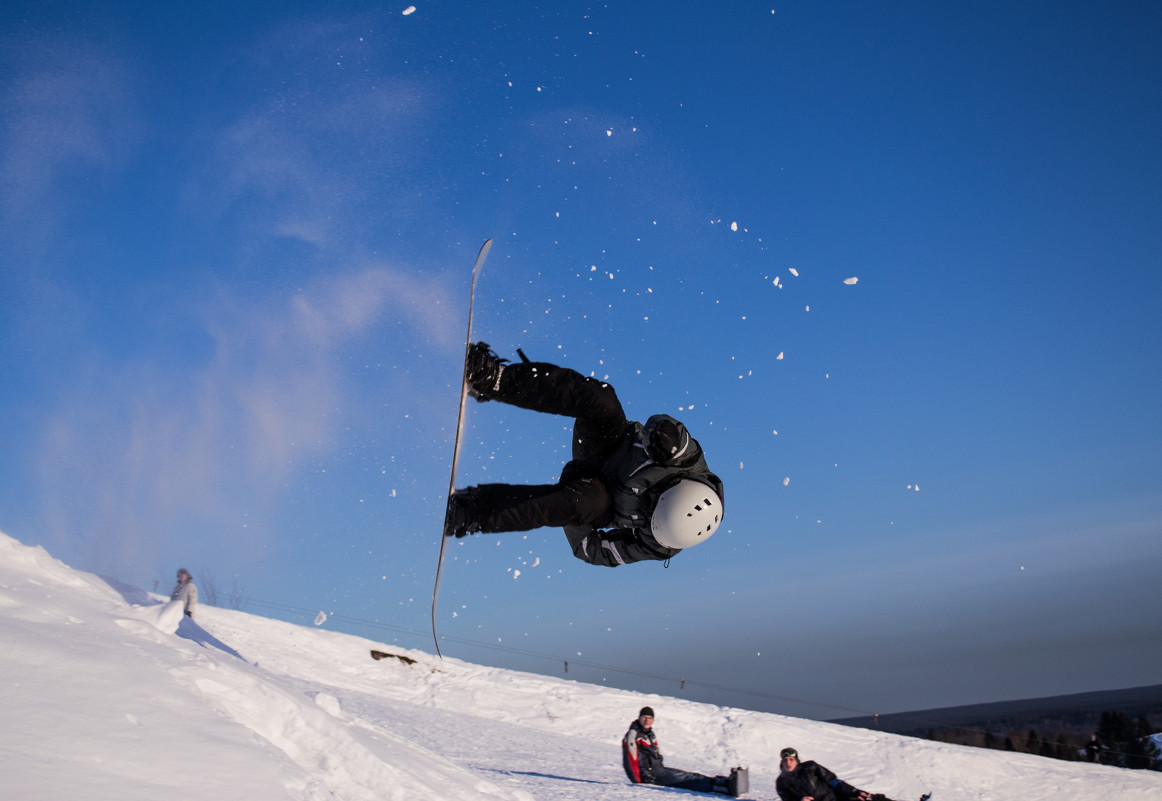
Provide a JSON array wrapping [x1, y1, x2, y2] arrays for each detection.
[[776, 747, 929, 801], [445, 343, 724, 567], [623, 706, 746, 796]]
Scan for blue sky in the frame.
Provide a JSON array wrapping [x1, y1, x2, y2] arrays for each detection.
[[3, 1, 1160, 718]]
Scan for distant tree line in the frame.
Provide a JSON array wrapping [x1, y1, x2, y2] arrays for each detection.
[[195, 567, 248, 611], [1088, 711, 1161, 770], [924, 710, 1159, 770]]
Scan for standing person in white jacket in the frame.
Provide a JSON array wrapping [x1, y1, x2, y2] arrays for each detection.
[[171, 568, 198, 619]]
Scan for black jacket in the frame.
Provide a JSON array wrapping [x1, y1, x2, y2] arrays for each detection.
[[568, 417, 723, 567], [600, 416, 722, 530], [776, 761, 861, 801]]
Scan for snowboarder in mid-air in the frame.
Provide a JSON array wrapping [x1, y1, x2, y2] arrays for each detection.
[[445, 343, 724, 567]]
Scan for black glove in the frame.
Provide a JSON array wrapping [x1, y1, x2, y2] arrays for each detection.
[[645, 415, 688, 464]]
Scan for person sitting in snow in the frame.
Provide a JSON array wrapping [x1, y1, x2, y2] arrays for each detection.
[[623, 706, 744, 796], [445, 343, 724, 567], [776, 747, 923, 801], [171, 568, 198, 619]]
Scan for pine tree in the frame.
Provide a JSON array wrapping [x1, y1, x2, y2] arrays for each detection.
[[1123, 715, 1160, 771]]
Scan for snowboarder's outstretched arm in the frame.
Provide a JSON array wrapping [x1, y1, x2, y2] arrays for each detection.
[[564, 525, 678, 567]]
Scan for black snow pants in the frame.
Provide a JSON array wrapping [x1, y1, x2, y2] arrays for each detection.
[[468, 361, 626, 534], [646, 766, 721, 794]]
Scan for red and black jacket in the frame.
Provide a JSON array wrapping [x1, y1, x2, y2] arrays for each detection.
[[623, 719, 664, 783]]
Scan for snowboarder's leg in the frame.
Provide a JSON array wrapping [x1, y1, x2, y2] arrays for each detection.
[[468, 347, 628, 461], [448, 478, 612, 537], [648, 766, 722, 794]]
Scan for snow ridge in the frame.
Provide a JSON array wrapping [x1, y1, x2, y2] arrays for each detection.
[[2, 530, 1160, 801]]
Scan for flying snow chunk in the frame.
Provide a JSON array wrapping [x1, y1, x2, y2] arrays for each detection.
[[402, 5, 416, 15], [783, 477, 790, 486], [731, 221, 738, 232], [776, 351, 784, 360], [789, 267, 799, 277], [314, 611, 327, 626], [844, 276, 859, 285]]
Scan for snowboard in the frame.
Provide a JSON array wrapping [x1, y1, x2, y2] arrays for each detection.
[[727, 766, 748, 797], [431, 238, 493, 658]]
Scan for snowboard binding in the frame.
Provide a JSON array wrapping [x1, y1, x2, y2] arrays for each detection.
[[465, 341, 507, 401]]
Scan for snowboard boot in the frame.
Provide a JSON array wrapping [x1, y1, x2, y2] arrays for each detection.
[[444, 489, 482, 538], [465, 341, 507, 402]]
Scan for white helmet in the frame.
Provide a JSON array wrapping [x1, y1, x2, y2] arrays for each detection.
[[650, 480, 723, 549]]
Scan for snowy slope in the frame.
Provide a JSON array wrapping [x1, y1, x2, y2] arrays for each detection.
[[1, 530, 1159, 801]]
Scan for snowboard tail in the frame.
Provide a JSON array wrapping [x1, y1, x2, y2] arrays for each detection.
[[727, 766, 748, 797]]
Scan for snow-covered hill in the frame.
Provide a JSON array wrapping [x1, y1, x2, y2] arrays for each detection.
[[1, 530, 1158, 801]]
